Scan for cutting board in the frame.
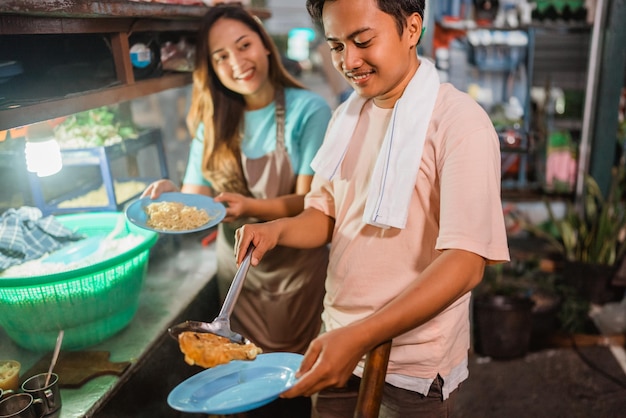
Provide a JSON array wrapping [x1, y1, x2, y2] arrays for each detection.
[[23, 351, 131, 388]]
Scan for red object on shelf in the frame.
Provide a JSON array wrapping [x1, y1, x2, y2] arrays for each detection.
[[433, 22, 467, 50], [201, 229, 218, 246]]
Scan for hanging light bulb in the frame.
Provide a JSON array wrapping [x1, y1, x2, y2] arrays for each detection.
[[25, 122, 62, 177]]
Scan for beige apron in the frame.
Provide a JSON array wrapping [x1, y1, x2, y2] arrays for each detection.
[[216, 89, 328, 354]]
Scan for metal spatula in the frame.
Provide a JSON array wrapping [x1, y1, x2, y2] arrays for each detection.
[[168, 246, 254, 344]]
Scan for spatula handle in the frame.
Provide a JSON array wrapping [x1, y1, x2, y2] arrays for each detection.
[[217, 246, 254, 319]]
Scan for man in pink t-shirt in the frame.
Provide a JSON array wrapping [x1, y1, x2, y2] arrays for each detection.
[[234, 0, 510, 416]]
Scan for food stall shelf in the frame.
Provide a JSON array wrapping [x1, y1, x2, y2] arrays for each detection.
[[27, 128, 168, 216]]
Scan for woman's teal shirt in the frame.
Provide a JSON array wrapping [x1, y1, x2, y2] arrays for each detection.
[[183, 87, 332, 187]]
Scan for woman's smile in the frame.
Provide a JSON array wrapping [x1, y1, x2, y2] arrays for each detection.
[[235, 67, 256, 81]]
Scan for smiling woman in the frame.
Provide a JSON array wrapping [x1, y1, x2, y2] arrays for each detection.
[[139, 3, 332, 417], [207, 17, 273, 107]]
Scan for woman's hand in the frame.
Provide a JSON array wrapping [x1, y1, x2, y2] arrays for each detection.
[[141, 179, 179, 199], [214, 192, 250, 223], [280, 325, 371, 398]]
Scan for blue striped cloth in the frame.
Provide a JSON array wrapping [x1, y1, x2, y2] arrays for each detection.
[[0, 207, 84, 271]]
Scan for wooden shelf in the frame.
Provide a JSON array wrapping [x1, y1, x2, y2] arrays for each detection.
[[0, 14, 202, 35], [0, 1, 270, 24], [0, 0, 270, 131], [0, 73, 192, 130]]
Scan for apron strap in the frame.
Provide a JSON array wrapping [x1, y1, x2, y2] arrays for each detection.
[[237, 86, 286, 197], [274, 86, 286, 150]]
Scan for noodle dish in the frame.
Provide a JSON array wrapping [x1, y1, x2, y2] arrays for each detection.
[[125, 192, 226, 234]]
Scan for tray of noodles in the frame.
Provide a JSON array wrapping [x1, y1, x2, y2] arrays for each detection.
[[125, 192, 226, 234]]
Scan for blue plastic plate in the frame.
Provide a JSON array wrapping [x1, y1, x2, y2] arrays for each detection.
[[125, 192, 226, 234], [167, 352, 303, 415]]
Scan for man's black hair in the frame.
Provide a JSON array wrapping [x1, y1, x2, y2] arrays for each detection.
[[306, 0, 426, 36]]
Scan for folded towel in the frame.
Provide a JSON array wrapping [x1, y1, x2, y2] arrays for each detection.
[[0, 207, 83, 271], [311, 58, 440, 229]]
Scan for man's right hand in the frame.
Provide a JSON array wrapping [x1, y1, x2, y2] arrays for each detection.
[[234, 222, 281, 267], [234, 207, 334, 266]]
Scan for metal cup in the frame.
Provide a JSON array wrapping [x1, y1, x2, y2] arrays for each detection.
[[21, 373, 61, 417], [0, 393, 40, 418]]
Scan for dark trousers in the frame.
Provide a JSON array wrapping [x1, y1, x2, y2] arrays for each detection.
[[315, 374, 457, 418]]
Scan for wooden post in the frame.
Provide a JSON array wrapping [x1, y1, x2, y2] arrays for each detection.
[[354, 340, 392, 418], [110, 32, 135, 85]]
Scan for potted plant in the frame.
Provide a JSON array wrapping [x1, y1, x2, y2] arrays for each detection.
[[540, 169, 625, 264], [521, 164, 626, 303], [472, 263, 537, 359], [512, 162, 626, 339]]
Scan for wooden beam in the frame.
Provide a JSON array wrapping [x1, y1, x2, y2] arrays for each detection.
[[0, 15, 202, 34], [110, 32, 134, 85], [0, 0, 271, 20], [0, 0, 210, 19], [0, 73, 192, 130]]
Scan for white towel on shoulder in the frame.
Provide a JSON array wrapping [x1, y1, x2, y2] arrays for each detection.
[[311, 58, 441, 229]]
